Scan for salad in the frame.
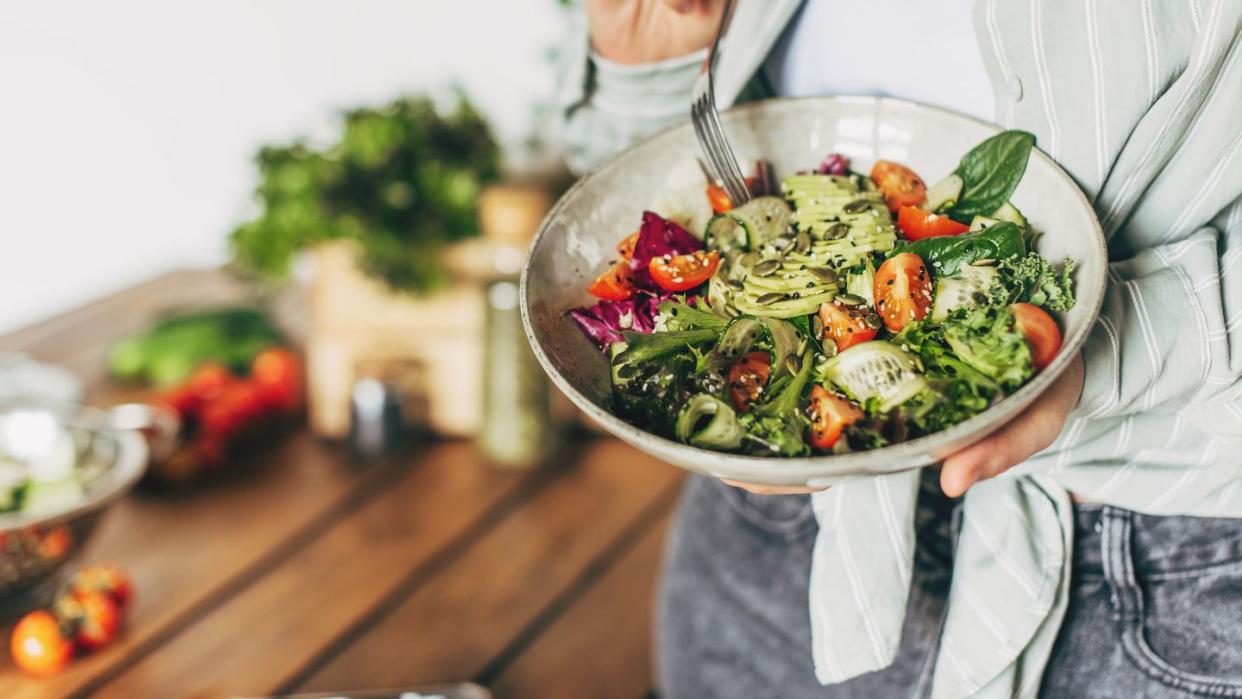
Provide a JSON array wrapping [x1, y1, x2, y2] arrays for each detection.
[[568, 131, 1075, 456]]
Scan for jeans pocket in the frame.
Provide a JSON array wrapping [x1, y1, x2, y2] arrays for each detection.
[[1103, 510, 1242, 696]]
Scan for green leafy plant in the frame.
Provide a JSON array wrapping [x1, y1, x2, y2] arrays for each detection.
[[229, 93, 500, 294]]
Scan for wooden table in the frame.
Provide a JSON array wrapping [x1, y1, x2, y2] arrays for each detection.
[[0, 270, 682, 698]]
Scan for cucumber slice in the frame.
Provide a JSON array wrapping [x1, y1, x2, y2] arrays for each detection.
[[705, 213, 749, 253], [845, 258, 877, 306], [969, 215, 1000, 232], [930, 264, 999, 322], [822, 342, 926, 411], [924, 174, 964, 213], [990, 201, 1027, 226], [758, 317, 802, 377], [717, 317, 765, 359], [676, 394, 746, 450]]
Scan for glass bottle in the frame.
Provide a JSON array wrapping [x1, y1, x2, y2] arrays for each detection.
[[473, 184, 557, 469]]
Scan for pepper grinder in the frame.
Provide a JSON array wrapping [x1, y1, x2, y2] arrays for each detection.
[[468, 184, 557, 469]]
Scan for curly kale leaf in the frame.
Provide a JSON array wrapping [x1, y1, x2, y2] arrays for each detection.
[[993, 253, 1076, 312]]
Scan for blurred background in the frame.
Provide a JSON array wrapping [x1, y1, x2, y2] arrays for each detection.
[[0, 0, 565, 332], [0, 3, 679, 698]]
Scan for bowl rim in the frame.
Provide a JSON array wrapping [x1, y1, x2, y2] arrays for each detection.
[[522, 94, 1107, 485], [0, 402, 148, 532]]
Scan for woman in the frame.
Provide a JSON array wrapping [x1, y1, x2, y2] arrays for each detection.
[[558, 1, 1242, 697]]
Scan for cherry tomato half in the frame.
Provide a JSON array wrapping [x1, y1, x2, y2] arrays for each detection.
[[818, 301, 879, 352], [251, 347, 304, 411], [11, 610, 73, 677], [616, 231, 640, 260], [896, 205, 969, 240], [875, 252, 934, 333], [870, 161, 927, 212], [808, 385, 864, 450], [1011, 303, 1062, 370], [648, 250, 721, 292], [587, 260, 635, 301], [726, 351, 772, 412], [72, 563, 134, 614], [706, 183, 734, 213]]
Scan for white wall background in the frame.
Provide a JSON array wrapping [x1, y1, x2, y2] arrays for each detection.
[[0, 0, 567, 334]]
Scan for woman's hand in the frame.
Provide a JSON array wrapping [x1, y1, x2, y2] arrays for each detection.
[[724, 353, 1085, 498], [940, 352, 1084, 497], [586, 0, 723, 65]]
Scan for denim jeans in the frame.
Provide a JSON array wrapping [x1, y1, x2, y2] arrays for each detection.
[[656, 473, 1242, 698]]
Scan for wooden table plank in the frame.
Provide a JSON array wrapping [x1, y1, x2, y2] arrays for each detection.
[[88, 441, 546, 698], [488, 513, 673, 699], [0, 433, 372, 699], [289, 441, 681, 696]]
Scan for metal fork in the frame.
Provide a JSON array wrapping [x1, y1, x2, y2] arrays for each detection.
[[691, 0, 750, 207]]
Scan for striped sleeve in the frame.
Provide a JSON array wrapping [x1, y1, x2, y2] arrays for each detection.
[[1072, 7, 1242, 430], [1077, 197, 1242, 429]]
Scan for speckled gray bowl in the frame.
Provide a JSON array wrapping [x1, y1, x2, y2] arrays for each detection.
[[522, 96, 1106, 487], [0, 402, 148, 617]]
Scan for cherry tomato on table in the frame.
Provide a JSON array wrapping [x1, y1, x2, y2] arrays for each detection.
[[11, 610, 73, 677], [726, 351, 772, 412], [896, 205, 969, 240], [199, 382, 268, 438], [870, 161, 927, 212], [808, 385, 864, 450], [648, 250, 721, 292], [587, 260, 635, 301], [54, 591, 120, 651], [72, 563, 134, 614], [875, 252, 934, 333], [818, 301, 879, 352], [1011, 303, 1062, 370], [250, 347, 304, 411]]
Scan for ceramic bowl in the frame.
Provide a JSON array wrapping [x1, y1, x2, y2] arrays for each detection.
[[522, 96, 1106, 486], [0, 402, 148, 617]]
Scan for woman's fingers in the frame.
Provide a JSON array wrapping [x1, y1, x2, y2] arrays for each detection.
[[940, 353, 1085, 498], [721, 479, 826, 495]]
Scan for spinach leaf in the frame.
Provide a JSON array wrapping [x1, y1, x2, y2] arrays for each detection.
[[890, 221, 1026, 276], [948, 130, 1036, 222]]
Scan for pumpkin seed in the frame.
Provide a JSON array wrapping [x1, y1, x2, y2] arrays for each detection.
[[780, 237, 796, 255], [864, 313, 883, 330], [752, 259, 781, 277], [783, 354, 800, 375], [811, 314, 825, 338], [740, 251, 760, 267], [837, 293, 866, 307], [794, 230, 810, 254], [727, 278, 745, 290], [824, 222, 850, 240], [843, 199, 871, 214], [755, 292, 785, 306], [971, 258, 998, 267], [809, 267, 838, 284]]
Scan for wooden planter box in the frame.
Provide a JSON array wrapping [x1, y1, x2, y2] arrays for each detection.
[[306, 241, 483, 439]]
